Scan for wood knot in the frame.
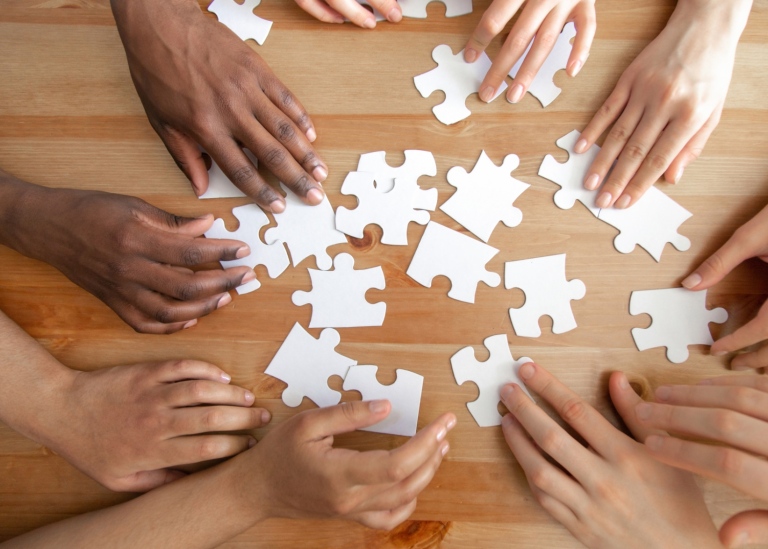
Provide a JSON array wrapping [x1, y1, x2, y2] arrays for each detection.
[[385, 520, 451, 547], [348, 228, 377, 252]]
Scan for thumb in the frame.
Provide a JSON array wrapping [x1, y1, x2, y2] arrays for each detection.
[[720, 510, 768, 548], [135, 203, 216, 237], [608, 372, 667, 442], [681, 235, 750, 291], [120, 469, 187, 493], [158, 126, 210, 197], [303, 400, 391, 439]]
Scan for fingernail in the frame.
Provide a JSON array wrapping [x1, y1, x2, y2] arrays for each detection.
[[369, 399, 388, 414], [270, 199, 285, 214], [464, 48, 478, 63], [712, 350, 727, 357], [236, 246, 251, 259], [618, 373, 629, 389], [217, 293, 232, 309], [681, 273, 701, 289], [519, 362, 535, 380], [312, 166, 328, 182], [436, 427, 447, 442], [575, 139, 589, 155], [364, 17, 376, 29], [478, 85, 496, 103], [183, 319, 197, 329], [732, 531, 751, 548], [596, 192, 612, 209], [655, 386, 671, 402], [447, 416, 457, 430], [636, 402, 651, 420], [673, 167, 684, 184], [569, 59, 583, 77], [221, 372, 232, 383], [307, 188, 325, 205], [441, 442, 450, 456], [732, 362, 751, 372], [261, 409, 271, 424], [507, 83, 524, 104], [244, 391, 255, 404], [645, 434, 663, 450], [306, 127, 317, 142], [584, 173, 599, 190], [614, 195, 632, 209], [248, 437, 257, 448], [241, 270, 257, 285], [500, 384, 515, 401], [387, 6, 402, 22]]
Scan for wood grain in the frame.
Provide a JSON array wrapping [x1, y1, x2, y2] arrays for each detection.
[[1, 0, 768, 546]]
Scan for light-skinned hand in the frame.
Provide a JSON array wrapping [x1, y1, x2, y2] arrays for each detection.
[[681, 202, 768, 369], [575, 0, 752, 209], [111, 0, 327, 211], [467, 0, 595, 104], [500, 362, 721, 548], [247, 400, 456, 530], [294, 0, 402, 27], [635, 374, 768, 549]]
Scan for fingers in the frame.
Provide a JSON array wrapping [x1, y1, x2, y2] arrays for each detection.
[[653, 382, 768, 422], [731, 343, 768, 370], [697, 375, 768, 392], [155, 359, 234, 384], [644, 435, 768, 501], [501, 413, 587, 512], [635, 401, 768, 456], [354, 499, 418, 531], [328, 0, 380, 28], [156, 125, 210, 197], [165, 379, 256, 408], [344, 412, 455, 486], [665, 104, 722, 184], [294, 0, 345, 24], [258, 70, 319, 144], [720, 510, 768, 549], [575, 78, 632, 156], [364, 0, 402, 23], [508, 362, 623, 458], [110, 468, 187, 493], [567, 7, 596, 77], [144, 263, 252, 302], [171, 405, 271, 435], [302, 400, 392, 439], [608, 372, 666, 441], [711, 301, 768, 356], [165, 434, 256, 465], [107, 298, 195, 335], [465, 0, 524, 63], [139, 224, 248, 266], [130, 288, 230, 325]]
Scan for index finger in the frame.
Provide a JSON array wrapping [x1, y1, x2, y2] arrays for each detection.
[[147, 231, 249, 266], [465, 0, 525, 58], [344, 412, 456, 486], [711, 306, 768, 356]]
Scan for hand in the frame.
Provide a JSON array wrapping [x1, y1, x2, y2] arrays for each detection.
[[575, 0, 752, 209], [246, 400, 455, 530], [5, 183, 252, 334], [37, 360, 269, 493], [500, 362, 720, 548], [111, 0, 327, 211], [294, 0, 402, 27], [681, 203, 768, 369], [467, 0, 595, 104]]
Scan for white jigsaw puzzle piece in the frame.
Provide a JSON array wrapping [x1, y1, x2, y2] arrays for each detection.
[[335, 172, 437, 245], [451, 334, 532, 427], [399, 0, 473, 17], [356, 150, 437, 193], [407, 221, 500, 303], [509, 22, 576, 107], [208, 0, 272, 45], [343, 366, 424, 436], [204, 204, 289, 294], [441, 150, 530, 242], [505, 253, 586, 337], [414, 45, 507, 125], [292, 253, 386, 328], [264, 183, 347, 270], [199, 149, 255, 199], [539, 130, 692, 261], [264, 323, 357, 407], [630, 288, 728, 364]]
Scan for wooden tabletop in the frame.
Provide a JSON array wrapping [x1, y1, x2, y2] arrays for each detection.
[[2, 0, 768, 546]]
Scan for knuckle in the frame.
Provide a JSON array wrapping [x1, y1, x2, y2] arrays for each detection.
[[539, 430, 564, 457], [711, 410, 738, 435], [646, 152, 670, 172], [188, 380, 208, 401], [230, 164, 257, 187], [529, 467, 554, 493], [592, 478, 618, 501], [255, 184, 278, 206], [386, 462, 407, 483], [107, 259, 131, 279], [608, 124, 630, 143], [482, 15, 506, 37], [300, 150, 317, 167], [263, 146, 287, 167], [154, 306, 175, 324], [180, 245, 205, 266], [275, 121, 296, 143], [623, 143, 647, 161], [295, 111, 310, 130], [203, 409, 224, 431], [279, 87, 294, 109], [717, 447, 744, 477], [178, 280, 204, 301], [197, 437, 224, 460], [113, 225, 137, 253], [509, 34, 532, 53], [291, 174, 314, 196], [560, 397, 587, 423], [537, 30, 558, 48], [340, 401, 359, 424]]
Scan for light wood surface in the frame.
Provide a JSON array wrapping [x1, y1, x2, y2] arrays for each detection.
[[1, 0, 768, 547]]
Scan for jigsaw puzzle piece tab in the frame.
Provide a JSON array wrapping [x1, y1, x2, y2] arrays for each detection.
[[414, 45, 507, 125], [264, 183, 347, 270], [356, 150, 437, 193], [207, 0, 272, 45], [399, 0, 473, 18], [451, 334, 532, 427], [509, 22, 576, 107], [441, 150, 529, 242], [264, 323, 357, 408], [342, 366, 424, 436], [292, 253, 386, 328], [538, 130, 600, 215], [504, 253, 586, 337], [204, 204, 289, 294], [407, 221, 500, 303], [629, 288, 728, 363]]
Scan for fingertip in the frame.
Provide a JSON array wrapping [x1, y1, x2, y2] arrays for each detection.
[[518, 362, 535, 380], [248, 437, 257, 448], [568, 58, 583, 77], [307, 187, 325, 205], [575, 139, 590, 155], [446, 413, 457, 431], [269, 199, 286, 214], [183, 319, 198, 330], [478, 84, 497, 104], [261, 409, 272, 424], [500, 383, 516, 404], [220, 371, 232, 383], [506, 83, 524, 104], [681, 272, 702, 290], [306, 127, 317, 142], [464, 47, 479, 63], [387, 6, 402, 23], [368, 399, 390, 415], [244, 390, 255, 404]]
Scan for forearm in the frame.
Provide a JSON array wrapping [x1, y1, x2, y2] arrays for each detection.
[[1, 452, 268, 549], [673, 0, 753, 43], [0, 309, 74, 446], [0, 169, 50, 256]]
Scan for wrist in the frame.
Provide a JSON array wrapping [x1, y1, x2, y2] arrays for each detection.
[[671, 0, 752, 42], [222, 445, 273, 524], [0, 171, 53, 257], [111, 0, 202, 44]]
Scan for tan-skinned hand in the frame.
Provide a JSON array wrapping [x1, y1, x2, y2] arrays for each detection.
[[294, 0, 403, 27]]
